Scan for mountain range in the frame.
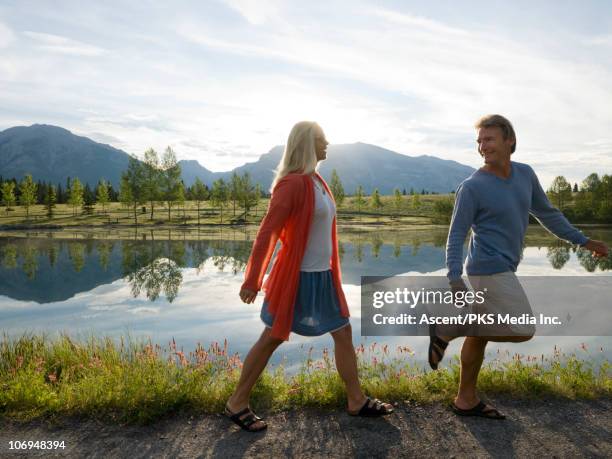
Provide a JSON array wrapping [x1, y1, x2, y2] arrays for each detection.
[[0, 124, 475, 194]]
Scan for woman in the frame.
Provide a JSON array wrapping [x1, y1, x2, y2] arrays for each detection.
[[225, 121, 393, 432]]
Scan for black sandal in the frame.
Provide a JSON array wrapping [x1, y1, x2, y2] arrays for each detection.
[[428, 323, 448, 370], [225, 404, 268, 432], [348, 397, 394, 417], [451, 401, 506, 420]]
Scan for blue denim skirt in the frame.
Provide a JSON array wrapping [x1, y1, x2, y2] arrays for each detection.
[[261, 270, 350, 336]]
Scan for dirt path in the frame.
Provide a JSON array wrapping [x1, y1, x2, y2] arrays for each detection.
[[1, 398, 610, 458]]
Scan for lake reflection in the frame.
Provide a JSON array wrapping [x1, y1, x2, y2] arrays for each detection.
[[1, 227, 611, 370]]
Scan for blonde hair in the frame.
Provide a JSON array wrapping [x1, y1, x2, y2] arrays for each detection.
[[271, 121, 320, 191], [475, 114, 517, 153]]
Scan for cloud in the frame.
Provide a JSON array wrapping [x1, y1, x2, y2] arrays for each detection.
[[582, 34, 612, 46], [0, 22, 15, 48], [222, 0, 281, 25], [23, 31, 107, 56], [373, 9, 470, 36]]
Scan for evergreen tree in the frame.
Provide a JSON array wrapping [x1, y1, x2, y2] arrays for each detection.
[[354, 185, 366, 217], [370, 188, 383, 212], [547, 176, 572, 211], [142, 148, 161, 219], [191, 177, 208, 226], [1, 181, 16, 212], [211, 178, 229, 223], [83, 183, 95, 215], [412, 193, 422, 210], [230, 172, 242, 216], [393, 188, 402, 216], [44, 184, 57, 217], [96, 180, 110, 214], [161, 147, 181, 221], [330, 169, 345, 206], [68, 178, 84, 216], [19, 174, 38, 219]]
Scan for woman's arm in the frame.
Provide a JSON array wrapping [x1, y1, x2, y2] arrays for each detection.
[[241, 177, 301, 295]]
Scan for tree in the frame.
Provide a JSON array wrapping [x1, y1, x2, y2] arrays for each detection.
[[572, 183, 578, 193], [44, 184, 57, 218], [122, 156, 146, 225], [412, 193, 421, 210], [19, 174, 38, 219], [96, 180, 110, 214], [68, 178, 84, 216], [547, 176, 572, 211], [230, 172, 242, 216], [370, 188, 383, 213], [142, 148, 161, 220], [176, 181, 186, 220], [330, 169, 345, 206], [354, 185, 366, 217], [240, 173, 258, 220], [83, 183, 95, 215], [192, 177, 208, 226], [393, 188, 402, 217], [582, 173, 601, 193], [433, 197, 454, 224], [161, 147, 182, 221], [1, 181, 16, 213], [253, 183, 262, 217], [211, 178, 229, 223]]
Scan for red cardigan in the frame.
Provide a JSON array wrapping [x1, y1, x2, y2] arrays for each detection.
[[241, 172, 349, 340]]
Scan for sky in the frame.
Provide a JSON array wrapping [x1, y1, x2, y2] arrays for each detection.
[[1, 0, 611, 187]]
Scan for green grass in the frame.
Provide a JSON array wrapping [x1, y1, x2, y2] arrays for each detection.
[[1, 334, 609, 425], [0, 194, 456, 229]]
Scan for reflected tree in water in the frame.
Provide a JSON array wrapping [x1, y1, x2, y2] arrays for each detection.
[[68, 243, 86, 273], [370, 234, 383, 258], [577, 247, 612, 272], [393, 237, 401, 258], [411, 236, 421, 257], [127, 258, 182, 302], [547, 243, 571, 270], [97, 241, 114, 271], [22, 243, 38, 279], [46, 244, 58, 267], [1, 244, 18, 269]]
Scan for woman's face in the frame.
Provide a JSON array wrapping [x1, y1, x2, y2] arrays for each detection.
[[314, 127, 329, 161]]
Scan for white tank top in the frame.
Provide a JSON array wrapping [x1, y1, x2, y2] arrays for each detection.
[[300, 176, 336, 271]]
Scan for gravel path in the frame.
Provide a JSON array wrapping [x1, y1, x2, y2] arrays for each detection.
[[1, 398, 610, 458]]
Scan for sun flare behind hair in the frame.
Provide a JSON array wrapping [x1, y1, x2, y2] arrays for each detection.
[[271, 121, 321, 192]]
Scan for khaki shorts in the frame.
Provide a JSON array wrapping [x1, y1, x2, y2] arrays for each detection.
[[467, 271, 536, 337]]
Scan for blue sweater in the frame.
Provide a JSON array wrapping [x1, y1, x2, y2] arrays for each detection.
[[446, 161, 588, 281]]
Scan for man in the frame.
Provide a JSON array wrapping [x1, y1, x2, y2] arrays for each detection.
[[430, 114, 609, 419]]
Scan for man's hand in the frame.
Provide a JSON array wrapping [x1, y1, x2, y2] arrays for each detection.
[[239, 288, 257, 304], [583, 239, 609, 258]]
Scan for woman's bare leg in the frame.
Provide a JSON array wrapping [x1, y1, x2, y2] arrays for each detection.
[[331, 324, 368, 411], [227, 327, 283, 421]]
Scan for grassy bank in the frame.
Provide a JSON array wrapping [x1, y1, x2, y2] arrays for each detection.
[[0, 194, 453, 229], [1, 334, 609, 425]]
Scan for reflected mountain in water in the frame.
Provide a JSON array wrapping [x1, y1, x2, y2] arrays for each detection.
[[0, 229, 611, 304]]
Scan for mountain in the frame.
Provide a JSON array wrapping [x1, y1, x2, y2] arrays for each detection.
[[226, 143, 474, 194], [0, 124, 475, 193], [0, 124, 130, 187]]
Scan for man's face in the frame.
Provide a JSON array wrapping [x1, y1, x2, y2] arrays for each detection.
[[477, 126, 513, 166]]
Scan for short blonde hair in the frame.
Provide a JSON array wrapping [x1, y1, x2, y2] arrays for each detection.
[[475, 114, 516, 153]]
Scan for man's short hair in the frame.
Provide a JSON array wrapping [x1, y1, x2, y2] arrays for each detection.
[[475, 114, 516, 153]]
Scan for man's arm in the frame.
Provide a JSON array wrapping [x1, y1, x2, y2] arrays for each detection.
[[446, 183, 477, 283], [528, 167, 589, 246]]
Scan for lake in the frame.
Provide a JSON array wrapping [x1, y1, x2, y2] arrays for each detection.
[[1, 226, 611, 371]]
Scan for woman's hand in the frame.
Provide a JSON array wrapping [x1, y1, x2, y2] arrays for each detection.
[[583, 239, 609, 258], [239, 288, 257, 304]]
